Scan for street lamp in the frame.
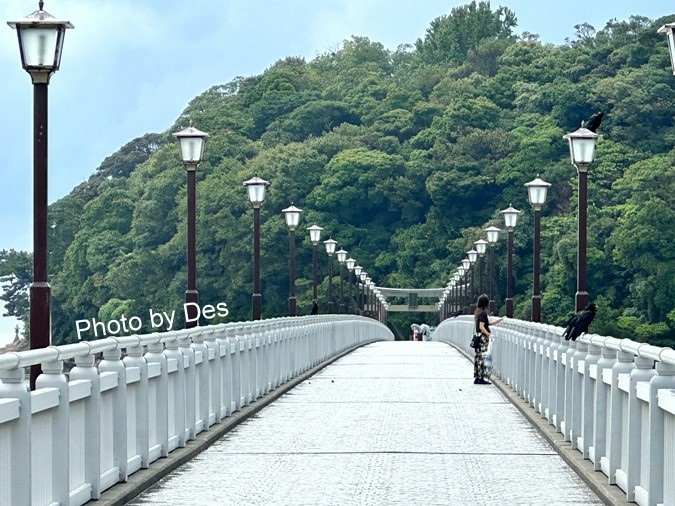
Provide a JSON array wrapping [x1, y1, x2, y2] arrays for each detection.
[[452, 274, 460, 314], [336, 248, 348, 313], [324, 238, 337, 313], [243, 175, 270, 320], [456, 270, 465, 313], [485, 225, 501, 315], [282, 204, 302, 316], [564, 125, 599, 312], [468, 249, 478, 311], [307, 225, 323, 309], [372, 283, 379, 319], [525, 175, 551, 322], [457, 266, 467, 312], [445, 284, 452, 316], [474, 239, 488, 296], [461, 258, 471, 310], [9, 2, 73, 389], [365, 277, 372, 317], [500, 204, 521, 318], [376, 291, 384, 322], [359, 271, 367, 315], [346, 257, 356, 313], [658, 23, 675, 74], [8, 2, 73, 83], [445, 283, 452, 316], [174, 125, 209, 328]]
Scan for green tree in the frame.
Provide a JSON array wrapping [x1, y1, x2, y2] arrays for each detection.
[[0, 250, 32, 337], [415, 1, 516, 65]]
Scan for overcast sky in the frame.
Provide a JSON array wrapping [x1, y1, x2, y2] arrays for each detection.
[[1, 0, 673, 345]]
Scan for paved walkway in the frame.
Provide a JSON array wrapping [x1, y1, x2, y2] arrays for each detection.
[[129, 341, 602, 505]]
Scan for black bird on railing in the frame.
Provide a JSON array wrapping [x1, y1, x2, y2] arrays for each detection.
[[581, 112, 603, 132], [562, 303, 596, 341]]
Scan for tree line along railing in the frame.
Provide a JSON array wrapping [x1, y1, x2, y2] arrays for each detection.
[[433, 316, 675, 506], [0, 315, 393, 506]]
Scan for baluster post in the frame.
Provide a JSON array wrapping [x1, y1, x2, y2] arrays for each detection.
[[124, 345, 149, 468], [36, 359, 70, 504], [70, 353, 101, 498], [0, 367, 31, 505], [145, 341, 169, 457]]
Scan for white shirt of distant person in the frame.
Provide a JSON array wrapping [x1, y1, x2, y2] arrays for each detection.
[[75, 302, 229, 340]]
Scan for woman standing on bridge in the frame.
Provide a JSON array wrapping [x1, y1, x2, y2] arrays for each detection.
[[474, 294, 504, 384]]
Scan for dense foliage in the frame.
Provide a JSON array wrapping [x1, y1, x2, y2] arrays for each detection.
[[2, 2, 675, 347]]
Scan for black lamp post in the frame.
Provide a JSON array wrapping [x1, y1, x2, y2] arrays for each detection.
[[448, 279, 454, 314], [359, 271, 367, 315], [372, 283, 379, 319], [9, 2, 73, 389], [525, 176, 551, 322], [463, 266, 471, 312], [336, 249, 347, 313], [243, 176, 270, 320], [445, 284, 451, 314], [353, 264, 362, 314], [282, 204, 302, 316], [485, 225, 501, 315], [446, 284, 452, 317], [564, 126, 599, 312], [500, 205, 521, 318], [447, 279, 453, 314], [453, 272, 461, 313], [468, 249, 478, 310], [307, 225, 323, 308], [174, 125, 209, 328], [323, 238, 337, 313], [373, 286, 384, 321], [346, 257, 356, 313], [455, 266, 463, 312], [461, 259, 471, 311], [363, 278, 370, 317], [375, 290, 383, 322], [474, 239, 488, 296]]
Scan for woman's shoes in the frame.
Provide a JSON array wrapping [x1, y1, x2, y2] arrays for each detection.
[[473, 378, 491, 385]]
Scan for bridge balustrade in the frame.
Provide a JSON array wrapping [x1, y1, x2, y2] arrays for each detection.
[[434, 316, 675, 506], [0, 315, 391, 506]]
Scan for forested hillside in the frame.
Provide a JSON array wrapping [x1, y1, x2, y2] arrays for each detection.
[[2, 1, 675, 347]]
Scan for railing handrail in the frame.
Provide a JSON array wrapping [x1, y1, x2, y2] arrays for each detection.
[[0, 315, 393, 506], [434, 315, 675, 505], [0, 314, 364, 370], [443, 315, 675, 365]]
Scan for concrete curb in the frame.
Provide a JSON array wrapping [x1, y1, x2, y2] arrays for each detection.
[[93, 340, 378, 506], [450, 342, 628, 505]]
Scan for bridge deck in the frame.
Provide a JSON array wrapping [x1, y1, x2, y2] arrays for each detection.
[[129, 341, 601, 505]]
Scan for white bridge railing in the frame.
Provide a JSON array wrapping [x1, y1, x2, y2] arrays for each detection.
[[0, 315, 392, 506], [434, 316, 675, 506]]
